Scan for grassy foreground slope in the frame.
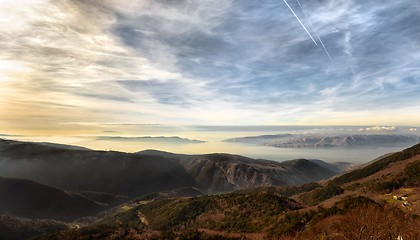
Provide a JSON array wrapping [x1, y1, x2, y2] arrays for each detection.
[[298, 143, 420, 206]]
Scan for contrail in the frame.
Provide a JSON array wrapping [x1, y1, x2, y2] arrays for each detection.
[[282, 0, 318, 46], [296, 0, 333, 61]]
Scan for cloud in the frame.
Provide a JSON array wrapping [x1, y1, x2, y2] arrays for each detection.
[[0, 0, 420, 130], [358, 126, 398, 132], [117, 79, 206, 107]]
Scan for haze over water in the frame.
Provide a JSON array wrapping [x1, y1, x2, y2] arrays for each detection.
[[5, 125, 419, 164]]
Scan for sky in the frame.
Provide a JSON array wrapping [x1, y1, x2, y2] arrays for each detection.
[[1, 0, 420, 136]]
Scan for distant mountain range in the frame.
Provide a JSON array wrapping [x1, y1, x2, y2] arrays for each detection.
[[96, 136, 206, 143], [223, 134, 293, 144], [265, 134, 420, 148], [224, 134, 420, 148]]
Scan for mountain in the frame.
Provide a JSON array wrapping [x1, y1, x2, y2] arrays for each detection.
[[41, 143, 420, 239], [0, 139, 197, 197], [223, 134, 293, 144], [96, 136, 206, 143], [137, 150, 342, 193], [33, 142, 91, 151], [0, 139, 341, 196], [0, 176, 107, 221], [222, 133, 420, 148], [264, 134, 420, 148]]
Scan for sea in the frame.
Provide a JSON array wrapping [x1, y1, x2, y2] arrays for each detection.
[[5, 125, 419, 164]]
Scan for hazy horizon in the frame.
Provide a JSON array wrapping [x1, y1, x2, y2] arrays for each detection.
[[2, 124, 419, 163]]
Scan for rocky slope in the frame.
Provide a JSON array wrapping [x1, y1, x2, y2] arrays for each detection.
[[137, 150, 342, 193]]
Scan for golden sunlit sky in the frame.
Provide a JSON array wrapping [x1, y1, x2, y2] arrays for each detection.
[[1, 0, 419, 138]]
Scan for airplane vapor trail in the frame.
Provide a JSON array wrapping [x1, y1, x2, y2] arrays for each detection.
[[296, 0, 333, 61], [282, 0, 318, 46]]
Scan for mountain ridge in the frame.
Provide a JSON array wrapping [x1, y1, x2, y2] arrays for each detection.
[[222, 133, 420, 148], [0, 138, 198, 197], [96, 136, 206, 143], [0, 139, 342, 196], [136, 150, 342, 193], [265, 134, 420, 148]]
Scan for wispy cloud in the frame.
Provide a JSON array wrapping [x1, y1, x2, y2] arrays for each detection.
[[0, 0, 419, 133]]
